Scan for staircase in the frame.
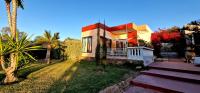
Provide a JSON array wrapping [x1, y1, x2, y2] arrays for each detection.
[[125, 61, 200, 93]]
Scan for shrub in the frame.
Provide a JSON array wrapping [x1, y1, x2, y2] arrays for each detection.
[[63, 39, 82, 61]]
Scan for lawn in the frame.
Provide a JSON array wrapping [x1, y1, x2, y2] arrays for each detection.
[[0, 60, 135, 93]]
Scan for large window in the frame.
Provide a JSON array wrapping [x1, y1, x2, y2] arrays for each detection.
[[82, 36, 92, 53]]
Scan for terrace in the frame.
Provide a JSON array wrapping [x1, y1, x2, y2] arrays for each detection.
[[107, 46, 154, 66]]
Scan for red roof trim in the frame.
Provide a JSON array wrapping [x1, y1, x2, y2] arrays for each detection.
[[82, 23, 133, 32]]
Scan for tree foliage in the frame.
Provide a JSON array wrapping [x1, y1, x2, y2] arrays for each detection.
[[35, 30, 60, 48], [95, 23, 101, 65], [151, 28, 181, 43], [34, 30, 60, 64], [63, 39, 81, 61]]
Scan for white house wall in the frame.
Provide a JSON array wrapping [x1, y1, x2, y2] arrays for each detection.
[[81, 29, 113, 58], [137, 30, 152, 42]]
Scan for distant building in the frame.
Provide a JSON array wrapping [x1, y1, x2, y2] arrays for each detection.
[[81, 23, 153, 59]]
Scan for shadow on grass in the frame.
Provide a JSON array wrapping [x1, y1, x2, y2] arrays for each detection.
[[47, 61, 80, 93]]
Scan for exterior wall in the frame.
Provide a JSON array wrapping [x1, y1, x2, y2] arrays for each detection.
[[137, 25, 153, 42], [81, 28, 113, 58], [115, 34, 127, 40], [137, 30, 152, 42]]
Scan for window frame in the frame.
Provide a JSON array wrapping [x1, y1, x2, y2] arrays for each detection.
[[82, 36, 92, 53]]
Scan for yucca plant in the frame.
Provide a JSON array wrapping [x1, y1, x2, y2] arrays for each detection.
[[0, 32, 42, 84]]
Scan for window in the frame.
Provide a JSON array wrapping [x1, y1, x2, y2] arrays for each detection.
[[82, 36, 92, 53]]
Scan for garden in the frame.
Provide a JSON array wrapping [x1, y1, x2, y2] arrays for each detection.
[[0, 1, 139, 93], [0, 60, 136, 93]]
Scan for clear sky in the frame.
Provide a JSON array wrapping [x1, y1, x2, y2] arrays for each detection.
[[0, 0, 200, 40]]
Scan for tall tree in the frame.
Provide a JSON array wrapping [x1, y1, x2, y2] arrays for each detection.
[[35, 30, 60, 64], [4, 0, 24, 38], [95, 23, 100, 66], [2, 0, 24, 84], [101, 21, 107, 69]]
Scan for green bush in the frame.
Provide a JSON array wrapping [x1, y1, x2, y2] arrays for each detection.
[[63, 39, 82, 61]]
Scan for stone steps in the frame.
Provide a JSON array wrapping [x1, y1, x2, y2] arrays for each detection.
[[148, 62, 200, 74], [125, 61, 200, 93], [130, 75, 200, 93], [141, 69, 200, 84]]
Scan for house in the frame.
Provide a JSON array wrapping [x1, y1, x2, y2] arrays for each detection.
[[81, 22, 153, 65]]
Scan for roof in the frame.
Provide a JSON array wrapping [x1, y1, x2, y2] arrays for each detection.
[[82, 23, 152, 33]]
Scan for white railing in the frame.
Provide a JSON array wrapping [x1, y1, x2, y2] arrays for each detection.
[[127, 47, 154, 66], [107, 48, 127, 56]]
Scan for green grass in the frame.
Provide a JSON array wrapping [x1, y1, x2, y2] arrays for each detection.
[[0, 60, 135, 93]]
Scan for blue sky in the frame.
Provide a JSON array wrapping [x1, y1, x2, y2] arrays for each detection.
[[0, 0, 200, 40]]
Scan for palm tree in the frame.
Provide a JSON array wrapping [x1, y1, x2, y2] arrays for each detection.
[[35, 30, 60, 64]]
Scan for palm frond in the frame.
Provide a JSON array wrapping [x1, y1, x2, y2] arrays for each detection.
[[24, 52, 37, 61], [34, 36, 48, 44], [52, 32, 60, 41], [24, 46, 43, 51], [17, 0, 24, 9], [4, 0, 11, 3], [44, 30, 52, 42], [5, 0, 24, 9]]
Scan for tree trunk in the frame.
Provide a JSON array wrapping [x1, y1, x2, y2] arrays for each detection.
[[3, 53, 18, 84], [5, 1, 12, 32], [11, 0, 17, 38], [0, 56, 6, 71], [46, 46, 51, 64], [4, 67, 18, 84], [3, 54, 18, 84]]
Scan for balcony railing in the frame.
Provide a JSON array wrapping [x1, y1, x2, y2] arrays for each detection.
[[107, 47, 154, 66], [127, 47, 154, 66]]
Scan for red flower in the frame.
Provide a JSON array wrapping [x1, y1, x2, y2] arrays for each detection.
[[161, 31, 170, 41], [152, 29, 181, 43], [170, 32, 181, 41], [151, 32, 161, 43]]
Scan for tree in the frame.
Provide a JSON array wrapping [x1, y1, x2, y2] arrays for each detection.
[[59, 41, 67, 61], [35, 30, 60, 64], [95, 23, 101, 66], [0, 32, 41, 84], [4, 0, 24, 38], [2, 0, 24, 84], [102, 22, 107, 69]]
